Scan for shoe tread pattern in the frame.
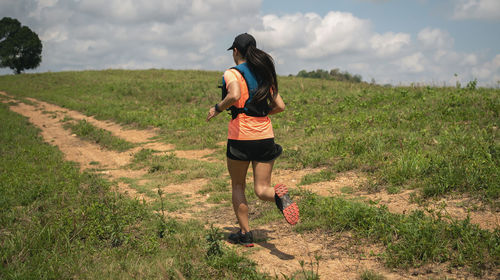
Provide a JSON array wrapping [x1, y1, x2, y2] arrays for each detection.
[[274, 184, 300, 225]]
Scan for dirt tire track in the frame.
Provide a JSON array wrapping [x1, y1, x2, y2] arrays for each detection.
[[5, 93, 217, 162], [2, 92, 220, 211], [3, 97, 147, 199], [9, 101, 133, 171], [29, 96, 219, 162], [24, 97, 170, 146]]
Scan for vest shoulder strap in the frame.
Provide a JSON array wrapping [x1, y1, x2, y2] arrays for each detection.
[[221, 63, 270, 119]]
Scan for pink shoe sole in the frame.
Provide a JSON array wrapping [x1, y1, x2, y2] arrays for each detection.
[[274, 184, 300, 225]]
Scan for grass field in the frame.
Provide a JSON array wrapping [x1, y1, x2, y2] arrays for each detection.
[[0, 69, 499, 278], [1, 70, 497, 202], [0, 102, 272, 279]]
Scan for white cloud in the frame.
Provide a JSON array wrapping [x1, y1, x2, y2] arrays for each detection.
[[453, 0, 500, 21], [77, 0, 189, 24], [252, 11, 412, 60], [40, 27, 67, 42], [250, 13, 315, 50], [472, 54, 500, 80], [249, 11, 498, 86], [356, 0, 392, 2], [348, 62, 370, 72], [463, 54, 478, 66], [418, 28, 454, 49], [0, 0, 498, 86], [492, 54, 500, 68], [150, 47, 168, 58], [370, 32, 410, 56], [397, 52, 426, 73], [295, 11, 371, 59], [28, 0, 58, 19], [0, 0, 261, 72]]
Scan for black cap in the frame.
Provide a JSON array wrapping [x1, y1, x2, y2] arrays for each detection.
[[227, 33, 256, 55]]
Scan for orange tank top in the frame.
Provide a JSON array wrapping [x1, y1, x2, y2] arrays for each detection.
[[224, 69, 274, 140]]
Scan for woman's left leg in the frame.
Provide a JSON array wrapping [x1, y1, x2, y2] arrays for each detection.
[[253, 160, 300, 225], [252, 160, 276, 202]]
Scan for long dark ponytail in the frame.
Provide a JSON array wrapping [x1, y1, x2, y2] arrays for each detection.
[[243, 45, 278, 105]]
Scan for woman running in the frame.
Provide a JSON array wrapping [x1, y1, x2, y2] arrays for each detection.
[[206, 33, 299, 247]]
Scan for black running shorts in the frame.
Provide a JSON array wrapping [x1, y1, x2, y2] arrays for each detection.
[[227, 138, 282, 162]]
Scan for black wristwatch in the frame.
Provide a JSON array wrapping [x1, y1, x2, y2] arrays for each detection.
[[214, 103, 222, 113]]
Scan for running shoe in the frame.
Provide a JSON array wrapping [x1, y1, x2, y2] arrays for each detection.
[[228, 230, 254, 247], [274, 184, 300, 225]]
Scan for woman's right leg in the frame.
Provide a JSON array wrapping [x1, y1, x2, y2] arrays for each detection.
[[227, 158, 251, 233]]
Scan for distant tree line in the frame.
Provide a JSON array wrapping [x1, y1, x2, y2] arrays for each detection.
[[296, 68, 363, 83]]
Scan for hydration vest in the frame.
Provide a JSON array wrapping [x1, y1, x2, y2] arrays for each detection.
[[221, 63, 271, 119]]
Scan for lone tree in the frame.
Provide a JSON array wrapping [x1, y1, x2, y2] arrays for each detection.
[[0, 17, 42, 74]]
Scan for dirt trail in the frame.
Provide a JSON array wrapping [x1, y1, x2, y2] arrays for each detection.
[[9, 101, 133, 171], [1, 92, 213, 198], [2, 92, 497, 279], [11, 93, 217, 160], [24, 97, 169, 146], [275, 168, 499, 230], [355, 189, 499, 230]]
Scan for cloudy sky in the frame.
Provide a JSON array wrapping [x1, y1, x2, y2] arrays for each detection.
[[1, 0, 499, 86]]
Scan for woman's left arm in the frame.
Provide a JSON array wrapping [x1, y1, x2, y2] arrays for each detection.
[[268, 93, 285, 115]]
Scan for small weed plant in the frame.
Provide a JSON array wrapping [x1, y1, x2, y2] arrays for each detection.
[[360, 269, 386, 280], [280, 255, 321, 280]]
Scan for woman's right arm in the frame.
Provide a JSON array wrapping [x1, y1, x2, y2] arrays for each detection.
[[268, 93, 285, 115]]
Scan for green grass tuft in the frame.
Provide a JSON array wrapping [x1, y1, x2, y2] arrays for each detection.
[[360, 269, 386, 280], [63, 119, 136, 151], [299, 169, 336, 185], [129, 149, 226, 185]]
